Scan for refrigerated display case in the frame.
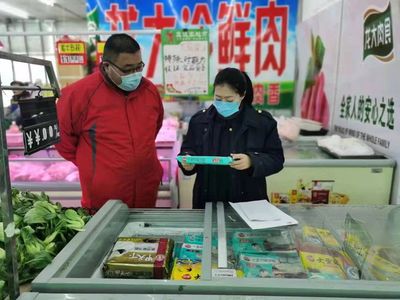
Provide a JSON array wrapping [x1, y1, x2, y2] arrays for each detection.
[[17, 293, 385, 300], [30, 200, 400, 298], [8, 144, 178, 207], [267, 139, 395, 205], [178, 138, 395, 208]]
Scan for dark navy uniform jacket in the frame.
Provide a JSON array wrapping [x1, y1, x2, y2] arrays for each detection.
[[179, 104, 284, 209]]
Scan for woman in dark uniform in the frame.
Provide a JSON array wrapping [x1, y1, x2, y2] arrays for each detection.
[[179, 67, 284, 209]]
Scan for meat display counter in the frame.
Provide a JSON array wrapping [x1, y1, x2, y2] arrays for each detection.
[[178, 138, 395, 208], [8, 145, 178, 208], [29, 200, 400, 299]]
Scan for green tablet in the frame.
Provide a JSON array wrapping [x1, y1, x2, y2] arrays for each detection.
[[177, 155, 233, 165]]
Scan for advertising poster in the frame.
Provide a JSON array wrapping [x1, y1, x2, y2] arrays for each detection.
[[294, 1, 342, 129], [86, 0, 298, 109], [332, 0, 400, 204], [161, 29, 209, 95]]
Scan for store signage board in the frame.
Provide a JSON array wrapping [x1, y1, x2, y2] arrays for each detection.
[[161, 29, 209, 96], [96, 41, 105, 64], [332, 0, 400, 203], [294, 1, 342, 129], [19, 97, 60, 155], [86, 0, 298, 109], [56, 40, 87, 65]]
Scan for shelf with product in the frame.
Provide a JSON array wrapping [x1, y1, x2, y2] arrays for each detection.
[[178, 138, 395, 208], [26, 200, 400, 299]]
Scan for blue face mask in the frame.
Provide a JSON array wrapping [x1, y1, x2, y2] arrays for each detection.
[[118, 71, 142, 91], [213, 100, 240, 117]]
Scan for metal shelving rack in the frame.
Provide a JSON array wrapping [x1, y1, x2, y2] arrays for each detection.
[[0, 51, 60, 300]]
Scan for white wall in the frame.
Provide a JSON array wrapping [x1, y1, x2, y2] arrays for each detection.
[[301, 0, 341, 21]]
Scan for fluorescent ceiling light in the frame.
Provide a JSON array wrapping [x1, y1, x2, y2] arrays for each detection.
[[38, 0, 55, 6], [0, 2, 29, 19]]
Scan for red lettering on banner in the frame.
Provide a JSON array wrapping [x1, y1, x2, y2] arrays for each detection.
[[143, 3, 176, 79], [253, 84, 265, 105], [105, 4, 139, 31], [234, 22, 251, 71], [268, 83, 280, 105], [255, 0, 288, 76], [217, 1, 252, 71], [191, 4, 213, 25]]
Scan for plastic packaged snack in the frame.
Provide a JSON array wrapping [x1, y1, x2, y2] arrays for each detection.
[[171, 259, 202, 280], [232, 229, 296, 256], [239, 252, 307, 279], [363, 246, 400, 281], [179, 242, 203, 261]]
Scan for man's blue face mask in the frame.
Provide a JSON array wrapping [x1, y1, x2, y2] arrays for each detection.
[[118, 72, 142, 91], [213, 99, 240, 117]]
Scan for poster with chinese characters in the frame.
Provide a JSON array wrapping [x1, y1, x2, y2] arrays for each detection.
[[332, 0, 400, 204], [86, 0, 298, 110], [56, 40, 87, 65], [294, 1, 342, 129], [161, 29, 209, 95]]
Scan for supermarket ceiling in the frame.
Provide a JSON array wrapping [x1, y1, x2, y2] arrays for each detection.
[[0, 0, 86, 21]]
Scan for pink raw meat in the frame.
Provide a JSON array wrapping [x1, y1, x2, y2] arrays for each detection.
[[65, 171, 80, 182], [46, 162, 78, 181]]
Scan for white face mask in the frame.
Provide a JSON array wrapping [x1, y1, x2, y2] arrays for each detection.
[[118, 72, 142, 91]]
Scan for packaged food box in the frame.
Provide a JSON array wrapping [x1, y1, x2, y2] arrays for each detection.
[[238, 251, 307, 279], [103, 237, 174, 279], [232, 229, 296, 255], [171, 259, 202, 280]]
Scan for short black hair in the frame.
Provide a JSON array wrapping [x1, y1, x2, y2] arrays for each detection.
[[103, 34, 140, 62], [213, 67, 254, 105]]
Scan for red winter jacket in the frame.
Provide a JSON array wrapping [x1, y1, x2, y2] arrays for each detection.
[[55, 70, 164, 209]]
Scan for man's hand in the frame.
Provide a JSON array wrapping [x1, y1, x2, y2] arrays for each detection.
[[230, 153, 252, 170]]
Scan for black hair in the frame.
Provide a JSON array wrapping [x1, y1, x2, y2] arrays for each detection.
[[103, 34, 140, 62], [213, 67, 254, 105]]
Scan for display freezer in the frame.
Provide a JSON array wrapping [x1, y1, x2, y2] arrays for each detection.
[[8, 145, 178, 207], [17, 293, 384, 300], [31, 200, 400, 298], [178, 139, 395, 208]]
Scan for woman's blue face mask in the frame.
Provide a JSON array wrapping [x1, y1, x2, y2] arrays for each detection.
[[213, 99, 240, 117]]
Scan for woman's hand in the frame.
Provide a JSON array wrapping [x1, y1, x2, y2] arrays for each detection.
[[181, 156, 195, 171], [230, 153, 252, 170]]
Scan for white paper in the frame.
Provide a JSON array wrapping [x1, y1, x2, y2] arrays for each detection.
[[229, 200, 298, 230]]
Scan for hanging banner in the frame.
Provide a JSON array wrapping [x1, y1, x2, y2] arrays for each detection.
[[332, 0, 400, 203], [161, 29, 209, 95], [56, 40, 87, 65], [86, 0, 298, 109], [294, 1, 342, 129]]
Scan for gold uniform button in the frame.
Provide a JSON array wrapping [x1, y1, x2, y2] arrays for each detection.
[[229, 128, 233, 132]]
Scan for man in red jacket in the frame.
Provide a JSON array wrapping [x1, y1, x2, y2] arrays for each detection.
[[56, 34, 164, 210]]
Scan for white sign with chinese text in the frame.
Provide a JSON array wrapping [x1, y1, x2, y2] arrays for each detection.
[[161, 29, 209, 95], [332, 0, 400, 204]]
